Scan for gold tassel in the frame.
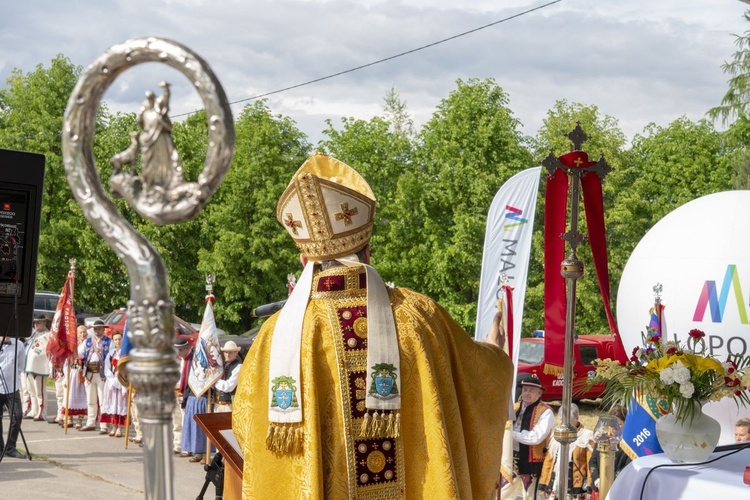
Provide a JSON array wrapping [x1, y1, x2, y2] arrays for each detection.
[[292, 427, 302, 454], [266, 424, 276, 451], [361, 412, 371, 437], [285, 425, 293, 452], [393, 411, 400, 438], [385, 412, 394, 435], [371, 412, 381, 437], [277, 425, 286, 452], [267, 423, 305, 455], [284, 425, 294, 452]]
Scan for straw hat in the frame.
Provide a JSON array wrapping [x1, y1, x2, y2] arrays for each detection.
[[220, 340, 241, 352]]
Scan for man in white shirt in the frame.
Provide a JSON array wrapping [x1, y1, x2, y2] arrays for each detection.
[[212, 341, 242, 413], [24, 315, 50, 421], [0, 336, 27, 458], [511, 376, 555, 500]]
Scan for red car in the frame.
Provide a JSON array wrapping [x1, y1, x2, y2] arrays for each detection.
[[101, 308, 257, 357], [516, 334, 627, 401], [101, 308, 197, 339]]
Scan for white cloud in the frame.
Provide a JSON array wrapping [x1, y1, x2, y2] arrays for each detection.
[[2, 0, 749, 145]]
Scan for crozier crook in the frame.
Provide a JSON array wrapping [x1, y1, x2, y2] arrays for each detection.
[[62, 37, 234, 500]]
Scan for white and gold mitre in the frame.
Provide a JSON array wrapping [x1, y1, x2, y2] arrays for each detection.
[[276, 152, 376, 260]]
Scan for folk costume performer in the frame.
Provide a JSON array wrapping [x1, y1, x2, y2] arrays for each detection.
[[233, 152, 514, 499]]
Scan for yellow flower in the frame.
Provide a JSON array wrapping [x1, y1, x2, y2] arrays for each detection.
[[682, 353, 724, 375], [651, 355, 680, 372]]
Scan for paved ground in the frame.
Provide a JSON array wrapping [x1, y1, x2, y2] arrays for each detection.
[[0, 389, 212, 499]]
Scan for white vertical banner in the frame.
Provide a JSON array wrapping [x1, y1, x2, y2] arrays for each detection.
[[475, 166, 541, 348], [188, 298, 224, 397]]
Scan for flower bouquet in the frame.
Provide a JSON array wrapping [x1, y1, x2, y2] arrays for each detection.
[[590, 328, 750, 424]]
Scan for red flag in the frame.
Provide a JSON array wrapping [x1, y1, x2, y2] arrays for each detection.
[[543, 168, 568, 374], [543, 150, 622, 373], [46, 269, 78, 369]]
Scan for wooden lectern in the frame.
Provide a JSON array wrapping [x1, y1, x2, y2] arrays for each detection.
[[194, 412, 243, 499]]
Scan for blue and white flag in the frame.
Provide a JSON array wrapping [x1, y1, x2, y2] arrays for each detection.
[[620, 393, 666, 459], [188, 296, 223, 397]]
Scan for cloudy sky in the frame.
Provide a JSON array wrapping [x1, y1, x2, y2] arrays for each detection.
[[2, 0, 749, 145]]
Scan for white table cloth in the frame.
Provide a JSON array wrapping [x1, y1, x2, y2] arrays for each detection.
[[607, 447, 750, 499]]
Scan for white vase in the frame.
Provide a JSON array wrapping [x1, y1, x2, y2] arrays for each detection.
[[655, 400, 721, 463]]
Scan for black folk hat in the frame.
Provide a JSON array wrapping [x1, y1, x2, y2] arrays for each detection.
[[173, 336, 190, 349], [32, 314, 47, 323], [520, 375, 546, 391]]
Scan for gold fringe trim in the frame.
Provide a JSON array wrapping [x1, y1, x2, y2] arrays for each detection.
[[543, 364, 563, 375], [266, 423, 304, 455], [359, 410, 400, 438]]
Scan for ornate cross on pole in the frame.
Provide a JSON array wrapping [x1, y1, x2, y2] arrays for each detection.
[[541, 123, 612, 500]]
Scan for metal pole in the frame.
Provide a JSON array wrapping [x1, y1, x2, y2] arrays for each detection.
[[555, 168, 584, 500], [598, 440, 616, 499]]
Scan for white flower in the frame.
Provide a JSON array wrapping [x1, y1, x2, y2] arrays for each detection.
[[679, 381, 695, 398], [672, 363, 691, 384], [660, 366, 675, 385]]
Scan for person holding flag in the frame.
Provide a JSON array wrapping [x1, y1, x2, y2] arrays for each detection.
[[60, 325, 89, 429], [46, 265, 79, 427], [182, 287, 223, 463]]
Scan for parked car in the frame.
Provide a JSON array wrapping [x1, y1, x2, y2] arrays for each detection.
[[102, 308, 256, 358], [33, 291, 104, 327], [516, 333, 627, 401], [102, 308, 197, 338]]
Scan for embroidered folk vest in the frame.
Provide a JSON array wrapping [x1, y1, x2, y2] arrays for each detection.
[[514, 400, 552, 474]]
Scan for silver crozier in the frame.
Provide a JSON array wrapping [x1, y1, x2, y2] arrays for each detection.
[[62, 37, 234, 499]]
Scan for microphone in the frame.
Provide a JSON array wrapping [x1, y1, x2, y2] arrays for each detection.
[[251, 300, 287, 318]]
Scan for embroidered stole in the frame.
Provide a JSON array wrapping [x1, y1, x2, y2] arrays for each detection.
[[314, 266, 405, 499]]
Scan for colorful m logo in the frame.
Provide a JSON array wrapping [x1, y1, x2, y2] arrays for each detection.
[[502, 205, 528, 231], [693, 265, 749, 324]]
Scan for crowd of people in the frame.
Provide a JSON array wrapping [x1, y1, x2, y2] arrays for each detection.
[[499, 376, 631, 500], [5, 151, 750, 496], [0, 313, 243, 462]]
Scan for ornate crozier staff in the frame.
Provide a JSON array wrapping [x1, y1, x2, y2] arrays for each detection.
[[541, 124, 616, 500], [62, 37, 234, 499]]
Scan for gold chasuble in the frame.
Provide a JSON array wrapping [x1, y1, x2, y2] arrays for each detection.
[[233, 266, 513, 499]]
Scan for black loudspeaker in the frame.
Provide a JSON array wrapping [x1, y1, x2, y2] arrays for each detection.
[[0, 149, 45, 339]]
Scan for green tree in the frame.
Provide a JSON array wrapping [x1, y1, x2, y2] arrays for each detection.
[[610, 117, 733, 269], [317, 89, 415, 269], [708, 11, 750, 189], [0, 56, 108, 308], [708, 11, 750, 126], [198, 100, 310, 333], [386, 78, 532, 331]]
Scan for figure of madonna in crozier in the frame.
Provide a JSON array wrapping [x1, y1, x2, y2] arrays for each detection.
[[110, 81, 196, 219]]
